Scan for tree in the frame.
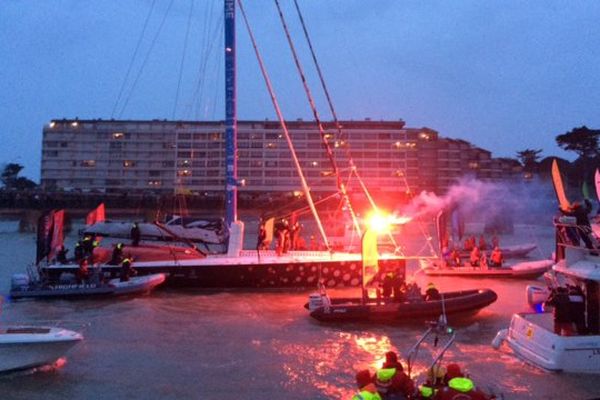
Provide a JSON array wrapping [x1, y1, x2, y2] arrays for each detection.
[[1, 163, 37, 190], [555, 126, 600, 159], [516, 149, 542, 173]]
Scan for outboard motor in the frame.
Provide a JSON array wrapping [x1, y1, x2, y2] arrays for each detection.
[[11, 273, 30, 291], [526, 285, 550, 310], [308, 292, 331, 312]]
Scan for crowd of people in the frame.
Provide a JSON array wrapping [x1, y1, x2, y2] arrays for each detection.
[[352, 351, 494, 399], [441, 234, 503, 269]]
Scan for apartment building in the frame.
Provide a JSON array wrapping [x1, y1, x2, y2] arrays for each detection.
[[40, 118, 519, 196]]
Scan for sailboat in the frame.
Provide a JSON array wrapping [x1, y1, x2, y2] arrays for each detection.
[[38, 0, 405, 289]]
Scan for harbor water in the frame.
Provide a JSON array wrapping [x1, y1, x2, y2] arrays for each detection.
[[0, 220, 599, 399]]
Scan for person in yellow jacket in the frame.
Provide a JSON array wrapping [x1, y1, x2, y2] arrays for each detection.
[[352, 369, 382, 400]]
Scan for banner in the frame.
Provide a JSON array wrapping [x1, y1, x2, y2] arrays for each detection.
[[86, 203, 106, 226], [361, 229, 379, 286], [48, 209, 65, 261], [264, 217, 275, 245]]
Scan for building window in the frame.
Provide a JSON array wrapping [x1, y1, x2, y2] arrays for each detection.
[[177, 170, 191, 177], [149, 170, 160, 177], [81, 160, 96, 167], [123, 160, 135, 167], [112, 132, 125, 139], [177, 151, 191, 158], [148, 180, 162, 186], [178, 133, 192, 140], [162, 161, 175, 167]]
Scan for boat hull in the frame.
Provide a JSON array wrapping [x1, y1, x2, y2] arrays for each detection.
[[41, 252, 406, 289], [10, 273, 166, 299], [420, 259, 552, 279], [0, 327, 82, 373], [502, 312, 600, 373], [309, 289, 497, 323]]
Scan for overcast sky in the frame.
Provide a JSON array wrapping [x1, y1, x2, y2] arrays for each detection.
[[2, 0, 600, 182]]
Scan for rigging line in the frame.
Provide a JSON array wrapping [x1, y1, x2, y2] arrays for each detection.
[[111, 0, 157, 118], [186, 13, 223, 120], [274, 0, 362, 239], [292, 0, 383, 228], [118, 0, 176, 119], [172, 0, 195, 120], [185, 0, 219, 119], [237, 0, 331, 252]]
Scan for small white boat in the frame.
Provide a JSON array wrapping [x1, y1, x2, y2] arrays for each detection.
[[492, 217, 600, 373], [0, 326, 83, 373], [420, 258, 553, 279]]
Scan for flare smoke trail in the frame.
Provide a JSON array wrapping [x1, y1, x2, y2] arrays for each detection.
[[396, 177, 557, 225]]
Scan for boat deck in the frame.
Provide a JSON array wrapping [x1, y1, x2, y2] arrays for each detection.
[[517, 312, 554, 332]]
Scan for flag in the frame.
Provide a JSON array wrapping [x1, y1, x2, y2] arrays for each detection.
[[48, 209, 65, 261], [36, 210, 55, 264], [361, 229, 379, 286], [86, 203, 106, 226]]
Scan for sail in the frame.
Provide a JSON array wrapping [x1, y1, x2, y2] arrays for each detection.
[[86, 203, 106, 226], [36, 210, 55, 264], [551, 159, 570, 212], [362, 229, 379, 285]]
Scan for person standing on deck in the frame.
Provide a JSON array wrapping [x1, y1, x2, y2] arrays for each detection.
[[130, 222, 141, 247], [470, 246, 480, 267], [545, 286, 575, 335]]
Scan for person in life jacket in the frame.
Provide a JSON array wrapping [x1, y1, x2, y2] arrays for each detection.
[[375, 352, 415, 399], [489, 247, 503, 268], [478, 235, 487, 251], [74, 241, 84, 262], [352, 369, 381, 400], [419, 365, 446, 399], [432, 376, 494, 400], [108, 243, 125, 265], [119, 258, 136, 282], [425, 282, 441, 301]]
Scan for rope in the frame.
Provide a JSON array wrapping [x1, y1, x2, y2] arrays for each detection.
[[237, 0, 331, 251], [118, 0, 176, 118], [273, 0, 361, 242], [172, 0, 195, 120], [111, 0, 157, 118], [292, 0, 401, 254]]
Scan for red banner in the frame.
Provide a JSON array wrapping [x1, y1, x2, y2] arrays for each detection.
[[86, 203, 106, 226]]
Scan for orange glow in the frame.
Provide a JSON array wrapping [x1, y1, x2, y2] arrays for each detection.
[[354, 334, 393, 370]]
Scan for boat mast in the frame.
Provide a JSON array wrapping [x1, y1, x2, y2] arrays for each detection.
[[224, 0, 237, 227]]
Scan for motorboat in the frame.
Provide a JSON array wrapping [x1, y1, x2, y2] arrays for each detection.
[[419, 258, 553, 279], [307, 287, 497, 323], [492, 216, 600, 373], [0, 326, 82, 373], [10, 268, 166, 300]]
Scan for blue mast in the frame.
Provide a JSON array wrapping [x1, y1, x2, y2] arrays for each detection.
[[224, 0, 237, 227]]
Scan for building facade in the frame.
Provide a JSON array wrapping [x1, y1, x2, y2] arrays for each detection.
[[40, 118, 520, 196]]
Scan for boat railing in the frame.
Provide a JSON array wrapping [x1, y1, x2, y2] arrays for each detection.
[[405, 316, 456, 381], [554, 217, 600, 255]]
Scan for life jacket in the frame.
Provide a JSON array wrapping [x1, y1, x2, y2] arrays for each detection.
[[352, 384, 382, 400], [420, 384, 435, 398], [491, 250, 502, 264], [375, 367, 396, 394], [448, 377, 474, 393]]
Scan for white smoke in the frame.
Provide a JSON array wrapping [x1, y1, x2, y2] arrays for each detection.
[[396, 177, 557, 224]]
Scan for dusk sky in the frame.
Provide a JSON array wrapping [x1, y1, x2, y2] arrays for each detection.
[[2, 1, 600, 182]]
